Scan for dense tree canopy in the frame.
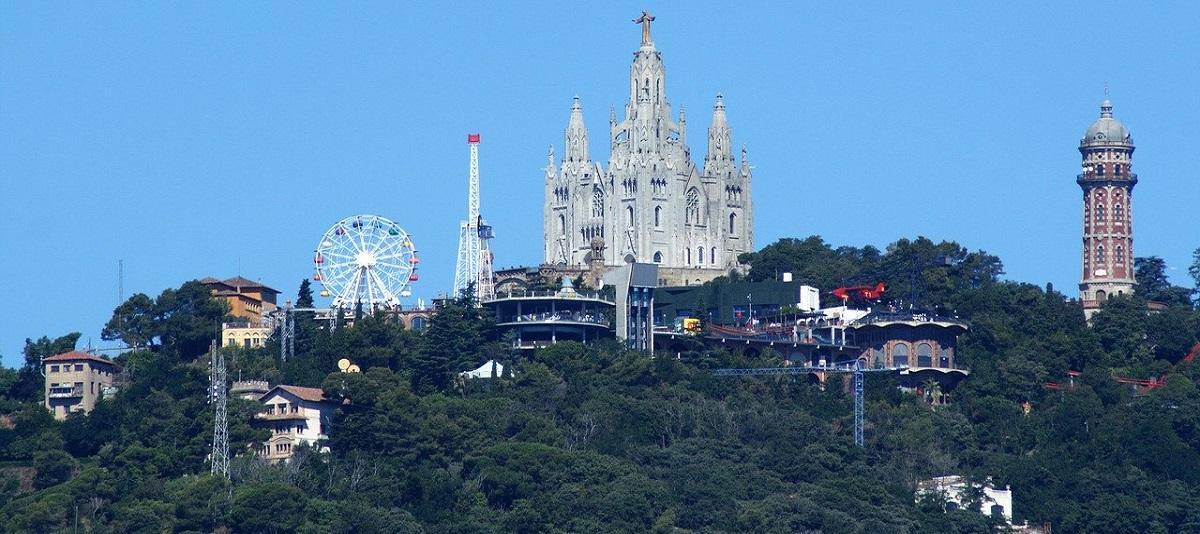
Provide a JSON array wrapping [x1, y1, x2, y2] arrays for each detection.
[[3, 235, 1199, 532]]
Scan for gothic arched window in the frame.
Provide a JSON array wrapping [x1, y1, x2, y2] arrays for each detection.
[[592, 186, 604, 218], [685, 188, 700, 224], [1115, 245, 1125, 264], [626, 206, 634, 226], [698, 247, 704, 264], [653, 251, 663, 263], [729, 212, 737, 235], [1114, 203, 1123, 222], [654, 206, 662, 227], [1095, 204, 1106, 222], [711, 247, 717, 264], [1096, 245, 1106, 263], [686, 248, 692, 265], [558, 214, 565, 236]]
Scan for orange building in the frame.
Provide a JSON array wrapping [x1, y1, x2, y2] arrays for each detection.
[[200, 276, 281, 323]]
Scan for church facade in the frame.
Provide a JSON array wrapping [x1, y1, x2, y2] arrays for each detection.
[[542, 13, 753, 285]]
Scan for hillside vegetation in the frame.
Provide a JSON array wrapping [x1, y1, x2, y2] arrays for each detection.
[[2, 236, 1199, 533]]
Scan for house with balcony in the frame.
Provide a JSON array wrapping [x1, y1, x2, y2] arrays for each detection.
[[44, 351, 119, 420], [254, 385, 335, 462]]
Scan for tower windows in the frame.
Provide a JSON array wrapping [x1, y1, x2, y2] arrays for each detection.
[[1095, 204, 1106, 222], [1096, 245, 1105, 263], [592, 186, 604, 218], [686, 248, 692, 265], [685, 188, 700, 224], [729, 212, 737, 235], [558, 214, 565, 236], [698, 247, 704, 264], [626, 206, 635, 226], [1115, 245, 1125, 264], [711, 247, 717, 264], [1113, 203, 1123, 223], [654, 206, 662, 227], [653, 251, 662, 263]]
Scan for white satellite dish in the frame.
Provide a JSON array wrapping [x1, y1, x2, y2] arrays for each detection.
[[337, 358, 351, 371]]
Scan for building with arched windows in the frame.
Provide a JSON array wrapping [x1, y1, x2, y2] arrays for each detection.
[[1077, 99, 1137, 318], [543, 14, 753, 286]]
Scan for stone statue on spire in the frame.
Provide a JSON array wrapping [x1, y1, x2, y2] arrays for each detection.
[[633, 11, 655, 46]]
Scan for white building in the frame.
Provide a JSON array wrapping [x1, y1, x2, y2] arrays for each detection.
[[254, 385, 336, 462], [917, 475, 1013, 524]]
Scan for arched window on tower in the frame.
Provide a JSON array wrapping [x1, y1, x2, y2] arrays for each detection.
[[592, 186, 604, 218], [1096, 245, 1106, 263], [1113, 203, 1123, 223], [729, 212, 737, 235], [685, 188, 701, 224], [698, 247, 704, 264], [653, 251, 662, 263], [1115, 245, 1125, 264], [686, 248, 692, 265], [1095, 204, 1106, 222], [558, 214, 565, 236], [627, 206, 635, 226], [654, 206, 662, 227], [711, 247, 717, 264]]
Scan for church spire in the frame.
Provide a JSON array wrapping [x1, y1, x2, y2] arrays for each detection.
[[704, 94, 733, 176], [565, 96, 589, 163]]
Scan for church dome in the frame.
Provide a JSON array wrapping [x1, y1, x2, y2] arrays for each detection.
[[1081, 99, 1132, 146]]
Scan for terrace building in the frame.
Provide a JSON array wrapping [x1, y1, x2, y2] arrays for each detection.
[[44, 351, 119, 420]]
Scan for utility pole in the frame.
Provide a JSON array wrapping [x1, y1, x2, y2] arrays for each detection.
[[208, 341, 229, 477]]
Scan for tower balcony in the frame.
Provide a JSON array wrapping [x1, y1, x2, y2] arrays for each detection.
[[1076, 173, 1138, 187]]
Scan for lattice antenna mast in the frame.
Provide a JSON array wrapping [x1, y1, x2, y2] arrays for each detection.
[[208, 340, 229, 477], [454, 134, 484, 302]]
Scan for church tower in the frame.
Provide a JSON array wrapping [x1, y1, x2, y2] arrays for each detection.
[[543, 12, 754, 284], [1078, 98, 1136, 317]]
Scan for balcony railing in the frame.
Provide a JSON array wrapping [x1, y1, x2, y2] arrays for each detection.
[[48, 387, 83, 399], [490, 289, 614, 303], [497, 311, 611, 327]]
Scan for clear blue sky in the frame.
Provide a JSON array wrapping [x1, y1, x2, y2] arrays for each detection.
[[3, 2, 1198, 367]]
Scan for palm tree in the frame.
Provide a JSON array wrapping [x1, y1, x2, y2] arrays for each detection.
[[922, 378, 943, 406]]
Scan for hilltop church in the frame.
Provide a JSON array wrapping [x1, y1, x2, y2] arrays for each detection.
[[541, 13, 754, 286]]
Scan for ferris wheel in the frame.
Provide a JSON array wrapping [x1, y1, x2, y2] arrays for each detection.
[[313, 214, 419, 309]]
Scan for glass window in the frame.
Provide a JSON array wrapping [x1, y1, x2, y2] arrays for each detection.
[[626, 206, 634, 226], [892, 344, 910, 366], [592, 186, 604, 217], [917, 343, 933, 367], [50, 365, 59, 372], [729, 212, 737, 234], [654, 206, 661, 227], [685, 188, 700, 224], [653, 251, 663, 263]]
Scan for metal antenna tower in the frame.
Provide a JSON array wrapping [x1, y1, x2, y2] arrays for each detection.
[[714, 360, 905, 447], [208, 340, 229, 477], [279, 302, 295, 362], [454, 133, 495, 302]]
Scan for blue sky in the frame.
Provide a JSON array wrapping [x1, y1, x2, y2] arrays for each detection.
[[3, 2, 1198, 367]]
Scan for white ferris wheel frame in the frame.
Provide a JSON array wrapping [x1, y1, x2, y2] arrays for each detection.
[[314, 214, 417, 310]]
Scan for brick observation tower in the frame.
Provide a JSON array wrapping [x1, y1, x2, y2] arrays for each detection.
[[1077, 99, 1137, 318]]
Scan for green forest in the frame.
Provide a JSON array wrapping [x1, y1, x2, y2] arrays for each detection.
[[3, 235, 1200, 533]]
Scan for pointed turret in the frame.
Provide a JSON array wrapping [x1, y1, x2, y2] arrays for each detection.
[[704, 94, 734, 177], [565, 96, 589, 163]]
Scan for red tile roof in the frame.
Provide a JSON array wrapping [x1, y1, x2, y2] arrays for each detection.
[[222, 276, 280, 294], [43, 351, 120, 367], [264, 385, 327, 403]]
